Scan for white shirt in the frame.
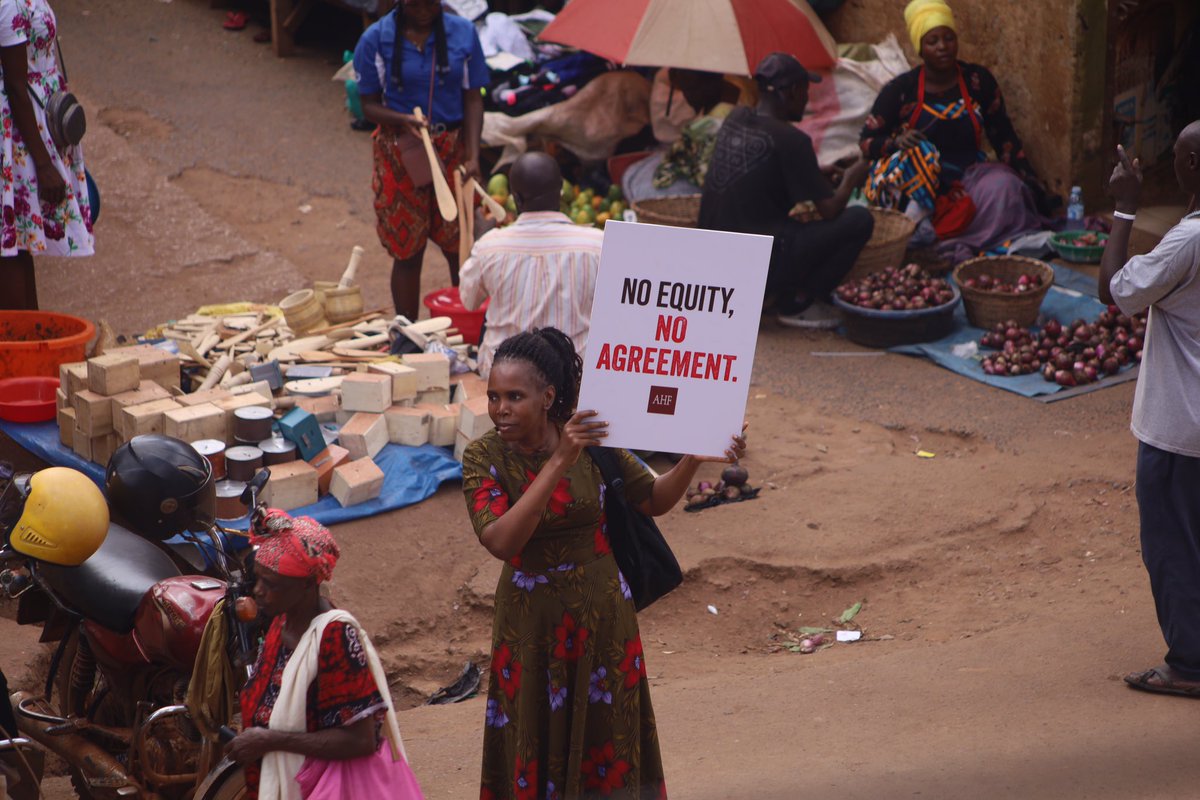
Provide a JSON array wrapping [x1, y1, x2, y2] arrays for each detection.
[[460, 211, 604, 376]]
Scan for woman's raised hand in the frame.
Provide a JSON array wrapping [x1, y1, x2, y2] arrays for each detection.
[[555, 410, 608, 465], [691, 422, 748, 464]]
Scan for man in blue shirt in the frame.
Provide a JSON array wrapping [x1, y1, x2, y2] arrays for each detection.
[[353, 0, 489, 319]]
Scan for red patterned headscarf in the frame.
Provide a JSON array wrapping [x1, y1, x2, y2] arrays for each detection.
[[250, 509, 340, 583]]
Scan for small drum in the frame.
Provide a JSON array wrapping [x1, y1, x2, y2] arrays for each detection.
[[215, 480, 248, 520], [233, 406, 274, 444], [258, 436, 297, 466], [225, 445, 264, 483], [190, 439, 226, 480]]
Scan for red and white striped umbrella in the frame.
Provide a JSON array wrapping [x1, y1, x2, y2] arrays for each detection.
[[539, 0, 837, 75]]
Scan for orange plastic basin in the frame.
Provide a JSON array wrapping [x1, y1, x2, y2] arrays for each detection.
[[0, 310, 95, 378]]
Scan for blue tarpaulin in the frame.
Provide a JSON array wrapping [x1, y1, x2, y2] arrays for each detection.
[[886, 263, 1135, 398], [0, 420, 462, 528]]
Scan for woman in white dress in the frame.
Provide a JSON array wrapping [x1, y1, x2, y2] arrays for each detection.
[[0, 0, 92, 310]]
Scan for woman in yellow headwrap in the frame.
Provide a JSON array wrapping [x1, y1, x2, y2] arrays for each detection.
[[859, 0, 1058, 261]]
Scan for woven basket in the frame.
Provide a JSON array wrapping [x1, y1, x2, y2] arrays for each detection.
[[631, 195, 701, 228], [846, 208, 917, 281], [953, 256, 1055, 329]]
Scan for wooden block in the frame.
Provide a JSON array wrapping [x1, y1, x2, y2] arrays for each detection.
[[215, 393, 273, 443], [118, 344, 181, 391], [329, 458, 385, 507], [59, 361, 89, 397], [117, 398, 182, 440], [56, 387, 67, 411], [309, 444, 351, 495], [230, 380, 274, 400], [57, 407, 75, 448], [457, 395, 493, 440], [278, 408, 325, 461], [261, 460, 319, 511], [384, 406, 430, 447], [110, 381, 172, 416], [340, 373, 393, 414], [418, 403, 457, 447], [367, 362, 418, 402], [453, 431, 470, 462], [87, 353, 140, 396], [296, 394, 339, 423], [415, 387, 451, 406], [91, 432, 120, 466], [177, 387, 235, 407], [400, 353, 450, 391], [71, 423, 91, 460], [163, 403, 226, 442], [334, 408, 356, 427], [72, 390, 113, 436], [451, 372, 488, 403], [339, 413, 388, 460]]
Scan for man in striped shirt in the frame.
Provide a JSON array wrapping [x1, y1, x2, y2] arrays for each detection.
[[460, 152, 603, 376]]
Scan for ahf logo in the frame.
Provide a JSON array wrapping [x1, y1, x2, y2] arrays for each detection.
[[646, 385, 678, 415]]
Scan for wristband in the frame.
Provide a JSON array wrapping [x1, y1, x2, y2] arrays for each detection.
[[1113, 210, 1136, 221]]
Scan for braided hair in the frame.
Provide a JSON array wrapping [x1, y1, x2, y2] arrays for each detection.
[[391, 0, 450, 93], [493, 328, 583, 424]]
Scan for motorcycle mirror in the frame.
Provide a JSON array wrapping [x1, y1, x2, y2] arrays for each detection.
[[241, 469, 271, 505]]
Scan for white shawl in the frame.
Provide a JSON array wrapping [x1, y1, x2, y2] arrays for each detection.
[[257, 609, 407, 800]]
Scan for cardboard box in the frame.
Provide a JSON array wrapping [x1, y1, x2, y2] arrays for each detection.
[[384, 406, 430, 447], [367, 362, 418, 402], [87, 353, 141, 396], [401, 353, 450, 391], [339, 413, 388, 460], [72, 390, 113, 436], [116, 398, 183, 440], [309, 444, 351, 495], [329, 458, 385, 507], [261, 460, 319, 511], [278, 408, 325, 462], [163, 403, 226, 442], [340, 373, 393, 414]]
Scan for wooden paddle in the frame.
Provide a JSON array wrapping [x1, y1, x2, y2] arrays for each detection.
[[454, 167, 471, 265], [470, 179, 508, 222], [413, 107, 458, 222]]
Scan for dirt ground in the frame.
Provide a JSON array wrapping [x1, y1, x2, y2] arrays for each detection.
[[3, 1, 1198, 798]]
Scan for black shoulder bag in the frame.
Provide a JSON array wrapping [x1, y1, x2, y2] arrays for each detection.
[[587, 447, 682, 611]]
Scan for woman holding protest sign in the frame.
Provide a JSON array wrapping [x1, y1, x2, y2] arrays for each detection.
[[461, 327, 745, 799]]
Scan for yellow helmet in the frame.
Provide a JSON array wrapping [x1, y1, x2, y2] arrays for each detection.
[[11, 468, 109, 566]]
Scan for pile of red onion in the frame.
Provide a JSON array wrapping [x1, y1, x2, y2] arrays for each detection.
[[961, 272, 1045, 294], [978, 306, 1146, 385], [835, 263, 956, 311]]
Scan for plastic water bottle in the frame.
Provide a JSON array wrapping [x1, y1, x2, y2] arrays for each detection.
[[1066, 186, 1085, 230]]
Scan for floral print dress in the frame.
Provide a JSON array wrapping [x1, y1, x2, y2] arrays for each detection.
[[0, 0, 93, 257], [463, 430, 668, 800]]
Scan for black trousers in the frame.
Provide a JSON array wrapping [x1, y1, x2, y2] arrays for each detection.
[[1136, 442, 1200, 680], [0, 668, 16, 737], [770, 206, 874, 313]]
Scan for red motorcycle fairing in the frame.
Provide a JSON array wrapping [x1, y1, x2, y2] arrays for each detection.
[[82, 620, 149, 669], [132, 576, 225, 671]]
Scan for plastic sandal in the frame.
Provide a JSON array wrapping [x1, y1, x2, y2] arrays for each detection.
[[223, 11, 248, 31]]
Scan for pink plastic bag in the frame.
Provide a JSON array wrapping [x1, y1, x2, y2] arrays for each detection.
[[296, 745, 425, 800]]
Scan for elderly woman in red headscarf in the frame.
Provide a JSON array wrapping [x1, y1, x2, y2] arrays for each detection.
[[227, 510, 419, 800]]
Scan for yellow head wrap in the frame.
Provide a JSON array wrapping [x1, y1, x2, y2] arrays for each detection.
[[904, 0, 957, 53]]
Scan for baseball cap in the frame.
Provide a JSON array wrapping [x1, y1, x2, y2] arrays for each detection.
[[754, 52, 823, 90]]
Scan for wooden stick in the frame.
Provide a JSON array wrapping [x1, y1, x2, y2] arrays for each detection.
[[413, 107, 458, 222], [198, 354, 233, 391], [471, 179, 508, 222], [307, 310, 388, 336], [219, 315, 282, 350], [454, 169, 472, 265]]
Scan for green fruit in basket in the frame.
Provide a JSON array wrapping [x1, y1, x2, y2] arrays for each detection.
[[505, 195, 517, 214], [609, 200, 625, 219], [599, 198, 612, 213], [487, 174, 509, 197], [607, 184, 623, 201], [574, 209, 592, 225], [561, 179, 574, 203]]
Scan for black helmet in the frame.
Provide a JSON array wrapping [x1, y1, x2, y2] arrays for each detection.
[[105, 435, 215, 541]]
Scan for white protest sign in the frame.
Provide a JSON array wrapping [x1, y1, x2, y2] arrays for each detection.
[[577, 221, 772, 458]]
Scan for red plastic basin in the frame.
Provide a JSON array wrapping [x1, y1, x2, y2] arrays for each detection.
[[0, 376, 60, 423], [423, 287, 488, 346]]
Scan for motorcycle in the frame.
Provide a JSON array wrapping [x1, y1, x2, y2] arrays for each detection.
[[0, 460, 272, 800]]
